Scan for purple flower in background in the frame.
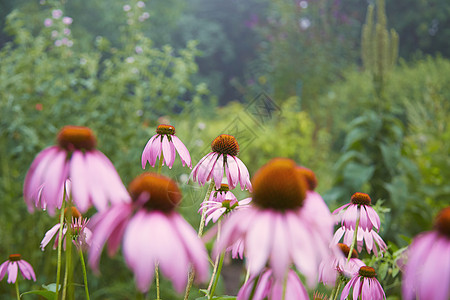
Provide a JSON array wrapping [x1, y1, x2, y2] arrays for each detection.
[[52, 9, 63, 19], [62, 16, 73, 25], [44, 18, 53, 27], [123, 5, 131, 12], [137, 1, 145, 8], [0, 254, 36, 284], [402, 207, 450, 300], [245, 13, 259, 29], [141, 124, 192, 169], [89, 173, 209, 293], [332, 192, 387, 256], [41, 207, 92, 251], [341, 266, 386, 300], [214, 158, 334, 286], [318, 243, 365, 286], [23, 125, 130, 214], [191, 134, 252, 191], [199, 183, 251, 226], [237, 268, 309, 300]]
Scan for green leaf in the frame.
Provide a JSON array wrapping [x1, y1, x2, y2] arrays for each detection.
[[378, 262, 388, 280], [21, 290, 56, 299], [42, 283, 59, 292]]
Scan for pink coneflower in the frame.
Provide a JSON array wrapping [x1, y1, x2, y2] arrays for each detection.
[[341, 266, 386, 300], [62, 16, 73, 25], [23, 125, 130, 214], [89, 173, 209, 293], [318, 243, 365, 286], [44, 18, 53, 27], [199, 183, 251, 226], [332, 193, 387, 256], [191, 134, 252, 191], [214, 158, 334, 286], [141, 124, 191, 169], [402, 207, 450, 300], [0, 254, 36, 284], [237, 268, 309, 300], [52, 9, 63, 19], [41, 207, 92, 251]]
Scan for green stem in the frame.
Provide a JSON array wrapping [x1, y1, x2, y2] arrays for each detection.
[[207, 220, 222, 293], [14, 280, 20, 300], [78, 249, 90, 300], [248, 274, 260, 300], [155, 263, 160, 300], [183, 180, 215, 300], [55, 200, 66, 300], [282, 272, 287, 300], [157, 154, 164, 175], [331, 281, 342, 300], [62, 212, 73, 300], [347, 207, 360, 263], [154, 154, 164, 300], [208, 251, 225, 299]]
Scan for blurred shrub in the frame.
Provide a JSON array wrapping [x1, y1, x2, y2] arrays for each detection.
[[0, 2, 211, 298]]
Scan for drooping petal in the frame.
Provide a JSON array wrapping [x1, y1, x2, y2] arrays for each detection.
[[41, 223, 62, 250], [7, 262, 18, 284], [270, 214, 290, 279], [212, 154, 224, 189], [0, 261, 9, 281], [198, 153, 217, 185], [234, 156, 252, 191], [246, 211, 274, 276], [70, 151, 91, 212], [17, 260, 36, 281], [225, 155, 239, 189], [41, 150, 69, 212], [162, 136, 175, 168], [172, 136, 192, 167], [366, 206, 381, 231], [149, 135, 162, 167], [142, 135, 157, 169]]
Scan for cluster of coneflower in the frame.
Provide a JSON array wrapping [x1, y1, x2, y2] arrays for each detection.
[[2, 124, 449, 300]]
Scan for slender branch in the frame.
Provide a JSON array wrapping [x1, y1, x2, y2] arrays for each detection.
[[208, 251, 225, 299], [207, 220, 222, 293]]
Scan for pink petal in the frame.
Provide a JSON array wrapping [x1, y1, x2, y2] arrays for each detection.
[[198, 152, 217, 185], [141, 135, 157, 169], [366, 206, 381, 231], [7, 262, 18, 284], [42, 150, 68, 211], [191, 152, 211, 181], [225, 155, 239, 189], [246, 211, 274, 276], [17, 260, 36, 281], [0, 261, 8, 280], [234, 156, 251, 191], [41, 223, 61, 250], [70, 151, 91, 212], [149, 135, 162, 167], [212, 154, 224, 189], [162, 136, 175, 168], [172, 136, 191, 167], [270, 214, 290, 279]]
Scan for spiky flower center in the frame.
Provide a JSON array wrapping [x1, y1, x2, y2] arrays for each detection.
[[128, 173, 181, 212], [252, 158, 307, 211], [222, 199, 238, 210], [211, 134, 239, 156], [57, 126, 97, 151], [435, 207, 450, 237], [351, 192, 371, 206], [297, 167, 318, 191], [156, 124, 175, 135], [338, 243, 358, 258], [217, 184, 229, 192], [359, 266, 377, 278], [8, 254, 21, 261]]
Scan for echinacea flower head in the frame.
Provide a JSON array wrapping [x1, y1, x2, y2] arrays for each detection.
[[341, 266, 386, 300], [332, 192, 387, 256], [41, 206, 92, 251], [237, 268, 309, 300], [0, 254, 36, 284], [89, 173, 209, 293], [23, 125, 130, 214], [318, 243, 365, 286], [191, 134, 252, 191], [141, 124, 191, 169], [402, 207, 450, 300], [199, 183, 251, 226], [214, 158, 334, 286]]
